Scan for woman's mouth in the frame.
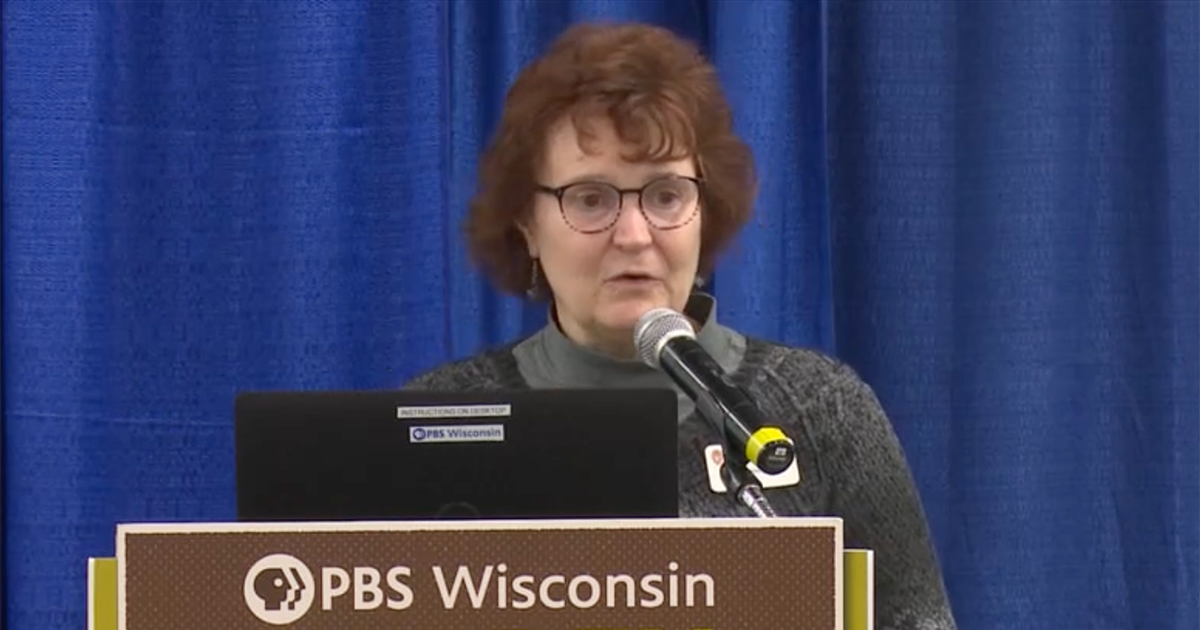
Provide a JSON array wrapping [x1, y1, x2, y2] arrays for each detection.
[[607, 273, 658, 286]]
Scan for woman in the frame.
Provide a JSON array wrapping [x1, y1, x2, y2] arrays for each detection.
[[404, 21, 957, 630]]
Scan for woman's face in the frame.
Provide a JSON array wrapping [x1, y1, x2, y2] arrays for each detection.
[[520, 116, 703, 358]]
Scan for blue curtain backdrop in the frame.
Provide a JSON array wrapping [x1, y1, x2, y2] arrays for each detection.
[[3, 0, 1196, 628]]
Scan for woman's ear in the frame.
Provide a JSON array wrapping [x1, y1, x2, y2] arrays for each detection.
[[517, 218, 539, 259]]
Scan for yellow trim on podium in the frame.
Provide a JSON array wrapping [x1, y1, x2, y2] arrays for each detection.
[[88, 557, 117, 630], [843, 549, 875, 630]]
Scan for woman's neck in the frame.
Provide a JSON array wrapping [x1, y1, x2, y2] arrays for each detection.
[[550, 305, 702, 363], [553, 314, 639, 362]]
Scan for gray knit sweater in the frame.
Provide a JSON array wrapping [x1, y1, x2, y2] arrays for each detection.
[[403, 298, 957, 630]]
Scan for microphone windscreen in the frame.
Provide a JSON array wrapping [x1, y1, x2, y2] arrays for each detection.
[[634, 307, 695, 367]]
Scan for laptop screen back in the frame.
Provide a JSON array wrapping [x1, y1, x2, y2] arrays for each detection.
[[235, 388, 679, 521]]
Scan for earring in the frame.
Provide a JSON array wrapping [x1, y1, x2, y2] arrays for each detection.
[[693, 276, 706, 290], [526, 259, 540, 299]]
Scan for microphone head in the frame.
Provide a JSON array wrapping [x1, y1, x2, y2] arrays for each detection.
[[634, 307, 696, 368]]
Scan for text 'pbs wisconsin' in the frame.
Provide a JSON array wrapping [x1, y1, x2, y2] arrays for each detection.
[[320, 562, 717, 611]]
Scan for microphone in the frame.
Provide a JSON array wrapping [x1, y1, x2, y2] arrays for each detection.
[[634, 308, 796, 476]]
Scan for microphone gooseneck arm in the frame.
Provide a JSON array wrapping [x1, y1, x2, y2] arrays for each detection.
[[659, 335, 795, 467], [660, 338, 789, 461], [660, 339, 781, 518], [716, 452, 779, 518]]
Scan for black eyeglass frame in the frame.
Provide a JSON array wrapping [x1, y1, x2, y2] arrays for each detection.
[[533, 174, 704, 234]]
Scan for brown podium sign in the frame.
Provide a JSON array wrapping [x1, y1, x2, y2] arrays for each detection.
[[116, 517, 844, 630]]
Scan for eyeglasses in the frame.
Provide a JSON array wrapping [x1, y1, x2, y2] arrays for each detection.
[[534, 175, 702, 234]]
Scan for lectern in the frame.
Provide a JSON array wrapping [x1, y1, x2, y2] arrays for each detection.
[[88, 516, 873, 629], [89, 388, 875, 628]]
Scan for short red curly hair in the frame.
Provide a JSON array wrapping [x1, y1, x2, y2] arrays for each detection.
[[464, 21, 758, 299]]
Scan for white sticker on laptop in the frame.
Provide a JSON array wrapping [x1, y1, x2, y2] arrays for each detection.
[[408, 424, 505, 443], [396, 404, 512, 419]]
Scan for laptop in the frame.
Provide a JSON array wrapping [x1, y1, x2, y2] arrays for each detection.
[[234, 388, 679, 521]]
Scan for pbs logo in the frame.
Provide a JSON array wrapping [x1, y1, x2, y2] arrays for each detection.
[[244, 553, 315, 625], [410, 427, 427, 442]]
